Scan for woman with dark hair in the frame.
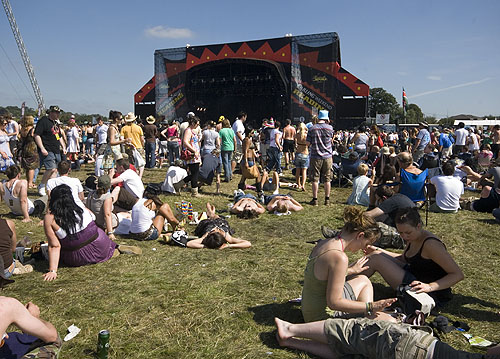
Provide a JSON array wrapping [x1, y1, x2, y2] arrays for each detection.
[[43, 184, 140, 281], [102, 110, 130, 178], [201, 120, 220, 157], [0, 118, 15, 172], [186, 202, 251, 249], [301, 206, 396, 323], [182, 116, 202, 197], [361, 207, 464, 306]]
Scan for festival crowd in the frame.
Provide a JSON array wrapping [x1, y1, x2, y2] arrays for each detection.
[[0, 105, 499, 358]]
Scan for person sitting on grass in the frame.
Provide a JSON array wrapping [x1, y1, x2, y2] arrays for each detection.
[[274, 316, 500, 359], [365, 185, 415, 227], [43, 184, 141, 281], [185, 202, 251, 249], [45, 160, 85, 208], [0, 296, 62, 359], [86, 175, 131, 241], [160, 159, 188, 195], [301, 206, 397, 323], [230, 190, 266, 219], [346, 163, 372, 207], [263, 193, 303, 214], [0, 165, 47, 223], [129, 186, 179, 241], [428, 161, 463, 213], [361, 207, 464, 307]]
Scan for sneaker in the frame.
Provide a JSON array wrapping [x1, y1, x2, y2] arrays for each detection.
[[38, 184, 46, 196], [13, 263, 33, 275], [324, 199, 330, 206], [117, 245, 142, 255], [309, 199, 318, 206]]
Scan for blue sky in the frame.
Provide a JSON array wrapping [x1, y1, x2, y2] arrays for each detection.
[[0, 0, 498, 119]]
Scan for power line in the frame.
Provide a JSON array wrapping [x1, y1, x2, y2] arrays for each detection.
[[0, 40, 37, 104], [0, 60, 24, 103]]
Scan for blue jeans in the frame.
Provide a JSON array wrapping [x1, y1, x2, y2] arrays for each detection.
[[145, 142, 156, 168], [167, 141, 179, 164], [221, 151, 233, 181]]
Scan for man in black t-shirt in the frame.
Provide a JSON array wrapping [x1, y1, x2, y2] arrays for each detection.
[[34, 105, 66, 196], [365, 185, 416, 227]]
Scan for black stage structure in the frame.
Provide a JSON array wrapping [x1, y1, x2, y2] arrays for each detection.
[[134, 32, 369, 129]]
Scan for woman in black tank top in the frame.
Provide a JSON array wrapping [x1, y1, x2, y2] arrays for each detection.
[[361, 208, 463, 306]]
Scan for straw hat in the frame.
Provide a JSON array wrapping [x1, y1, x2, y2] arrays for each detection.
[[146, 115, 156, 124], [124, 112, 136, 123]]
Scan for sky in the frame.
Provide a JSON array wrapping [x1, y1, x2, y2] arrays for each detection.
[[0, 0, 499, 119]]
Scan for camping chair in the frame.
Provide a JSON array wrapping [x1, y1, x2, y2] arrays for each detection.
[[400, 168, 428, 204]]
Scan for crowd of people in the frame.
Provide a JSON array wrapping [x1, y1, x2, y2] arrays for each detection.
[[0, 105, 499, 358]]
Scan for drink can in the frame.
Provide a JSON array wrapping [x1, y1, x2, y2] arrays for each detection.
[[97, 330, 110, 359]]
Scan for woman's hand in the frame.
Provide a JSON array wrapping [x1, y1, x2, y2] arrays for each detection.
[[0, 151, 7, 159], [43, 271, 57, 281], [348, 257, 369, 275], [409, 280, 433, 293], [372, 298, 397, 312], [363, 245, 380, 256]]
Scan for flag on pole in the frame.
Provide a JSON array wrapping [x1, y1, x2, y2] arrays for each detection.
[[402, 88, 408, 111]]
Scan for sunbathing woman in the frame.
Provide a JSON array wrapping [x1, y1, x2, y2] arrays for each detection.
[[186, 202, 251, 249], [301, 206, 396, 323], [230, 190, 266, 219], [43, 184, 140, 281], [264, 194, 303, 214], [361, 207, 464, 306]]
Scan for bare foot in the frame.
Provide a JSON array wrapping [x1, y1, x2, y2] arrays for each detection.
[[274, 317, 293, 346]]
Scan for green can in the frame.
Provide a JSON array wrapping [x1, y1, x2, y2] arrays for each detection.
[[97, 330, 110, 359]]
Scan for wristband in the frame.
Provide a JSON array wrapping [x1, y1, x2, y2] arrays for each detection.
[[107, 230, 115, 235], [48, 270, 57, 273], [366, 302, 373, 316]]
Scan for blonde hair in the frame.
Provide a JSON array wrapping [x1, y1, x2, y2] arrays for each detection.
[[343, 206, 380, 241], [357, 163, 369, 176], [298, 122, 308, 137], [21, 115, 34, 127]]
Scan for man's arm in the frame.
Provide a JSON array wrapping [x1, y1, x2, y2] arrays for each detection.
[[6, 219, 17, 252], [34, 134, 48, 156], [0, 298, 58, 344], [18, 180, 31, 222]]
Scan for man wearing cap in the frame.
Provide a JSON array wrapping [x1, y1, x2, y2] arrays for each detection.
[[121, 112, 145, 177], [34, 105, 66, 196], [144, 115, 158, 168], [305, 110, 334, 206], [412, 121, 430, 163]]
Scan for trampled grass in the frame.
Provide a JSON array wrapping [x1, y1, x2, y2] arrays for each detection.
[[3, 165, 499, 358]]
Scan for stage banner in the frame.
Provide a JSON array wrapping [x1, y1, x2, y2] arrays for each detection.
[[290, 34, 338, 124], [155, 48, 188, 121]]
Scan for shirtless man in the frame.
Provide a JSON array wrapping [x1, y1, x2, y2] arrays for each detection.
[[282, 119, 296, 170], [0, 296, 60, 358]]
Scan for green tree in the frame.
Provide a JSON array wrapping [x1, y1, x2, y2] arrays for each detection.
[[439, 117, 454, 126], [424, 115, 437, 124], [368, 87, 399, 119], [406, 103, 424, 124]]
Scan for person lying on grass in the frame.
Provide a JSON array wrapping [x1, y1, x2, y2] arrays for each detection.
[[263, 193, 303, 214], [301, 206, 397, 323], [187, 202, 251, 249], [274, 317, 500, 359], [129, 186, 179, 241], [360, 207, 464, 308], [0, 296, 61, 359], [43, 184, 141, 281], [230, 190, 266, 219]]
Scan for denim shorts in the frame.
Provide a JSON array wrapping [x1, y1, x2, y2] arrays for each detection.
[[40, 151, 61, 170], [294, 153, 309, 169], [4, 260, 15, 279]]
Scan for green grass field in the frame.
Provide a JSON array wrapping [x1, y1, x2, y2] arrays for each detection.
[[3, 164, 500, 358]]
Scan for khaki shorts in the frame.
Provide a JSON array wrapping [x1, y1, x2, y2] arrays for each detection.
[[309, 156, 333, 182]]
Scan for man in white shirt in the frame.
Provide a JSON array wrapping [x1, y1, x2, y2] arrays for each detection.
[[231, 111, 247, 171], [111, 158, 144, 210], [429, 161, 464, 213], [46, 160, 85, 208], [454, 122, 468, 155], [95, 117, 109, 156], [161, 160, 188, 194]]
